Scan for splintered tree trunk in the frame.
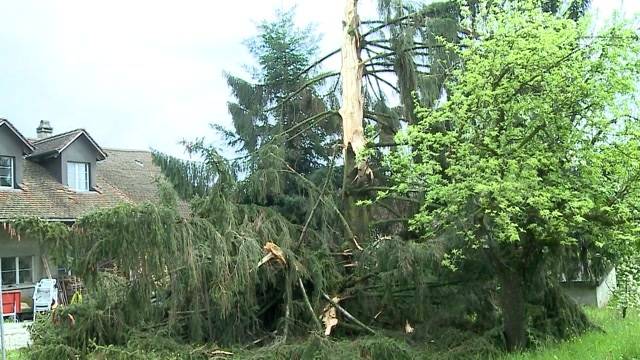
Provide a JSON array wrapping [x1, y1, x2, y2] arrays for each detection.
[[339, 0, 365, 156], [498, 267, 527, 351], [340, 0, 370, 244]]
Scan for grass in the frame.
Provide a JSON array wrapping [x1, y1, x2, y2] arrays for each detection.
[[503, 307, 640, 360], [7, 307, 639, 359], [7, 350, 28, 360]]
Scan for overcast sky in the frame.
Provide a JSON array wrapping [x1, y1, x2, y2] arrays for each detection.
[[0, 0, 637, 158]]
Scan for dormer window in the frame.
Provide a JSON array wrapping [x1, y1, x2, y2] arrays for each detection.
[[0, 156, 14, 189], [67, 161, 90, 192]]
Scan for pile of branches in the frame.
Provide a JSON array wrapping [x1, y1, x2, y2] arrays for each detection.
[[12, 171, 590, 360], [11, 154, 514, 359]]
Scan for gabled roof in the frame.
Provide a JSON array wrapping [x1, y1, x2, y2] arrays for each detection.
[[28, 129, 107, 161], [0, 149, 188, 221], [99, 149, 189, 215], [0, 119, 36, 152]]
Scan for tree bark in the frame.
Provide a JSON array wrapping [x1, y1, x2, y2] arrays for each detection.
[[339, 0, 365, 159], [498, 266, 527, 352], [340, 0, 371, 244]]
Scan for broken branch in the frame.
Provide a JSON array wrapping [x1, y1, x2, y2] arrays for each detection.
[[322, 293, 376, 335]]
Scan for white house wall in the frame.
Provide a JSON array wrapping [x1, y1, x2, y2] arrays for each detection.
[[596, 267, 617, 308]]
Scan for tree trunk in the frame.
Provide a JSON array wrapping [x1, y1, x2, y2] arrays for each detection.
[[340, 0, 370, 244], [498, 267, 527, 352], [339, 0, 365, 158], [343, 144, 369, 244]]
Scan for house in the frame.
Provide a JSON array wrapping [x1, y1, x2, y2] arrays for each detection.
[[0, 119, 179, 313], [561, 267, 617, 308]]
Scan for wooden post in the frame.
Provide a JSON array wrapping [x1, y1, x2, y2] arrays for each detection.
[[41, 256, 53, 279]]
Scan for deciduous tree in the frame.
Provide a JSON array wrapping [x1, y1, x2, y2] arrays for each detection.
[[387, 1, 640, 350]]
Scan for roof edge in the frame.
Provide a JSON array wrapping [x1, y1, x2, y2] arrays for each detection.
[[103, 147, 153, 153], [0, 218, 76, 223], [0, 119, 36, 152], [28, 129, 108, 161], [58, 131, 108, 161]]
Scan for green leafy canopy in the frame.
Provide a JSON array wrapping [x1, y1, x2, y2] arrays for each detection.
[[388, 0, 640, 254]]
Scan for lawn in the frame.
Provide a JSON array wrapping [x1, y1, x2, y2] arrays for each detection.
[[503, 307, 640, 360], [7, 350, 27, 360], [4, 307, 638, 359]]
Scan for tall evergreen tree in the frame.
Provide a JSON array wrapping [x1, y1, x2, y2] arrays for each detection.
[[214, 11, 342, 224], [223, 10, 340, 177]]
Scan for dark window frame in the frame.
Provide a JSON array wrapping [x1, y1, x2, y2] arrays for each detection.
[[0, 155, 15, 189], [0, 256, 34, 287]]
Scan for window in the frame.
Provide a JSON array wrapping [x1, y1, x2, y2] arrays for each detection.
[[1, 256, 33, 286], [0, 156, 14, 189], [67, 162, 90, 191]]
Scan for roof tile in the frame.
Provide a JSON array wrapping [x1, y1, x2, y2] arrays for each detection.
[[0, 149, 188, 220]]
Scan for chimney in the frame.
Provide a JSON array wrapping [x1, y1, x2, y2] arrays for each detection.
[[36, 120, 53, 139]]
